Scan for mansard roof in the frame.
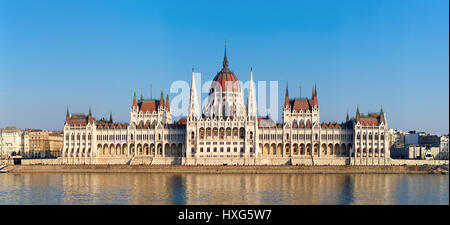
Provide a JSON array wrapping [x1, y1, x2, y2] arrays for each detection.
[[289, 98, 317, 111], [355, 113, 383, 126], [138, 100, 160, 112], [66, 114, 93, 126]]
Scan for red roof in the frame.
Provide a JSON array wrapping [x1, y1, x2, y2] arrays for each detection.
[[176, 117, 187, 125], [67, 114, 89, 126], [212, 70, 240, 92], [211, 48, 240, 93], [139, 100, 158, 112], [289, 99, 317, 111], [359, 117, 379, 126]]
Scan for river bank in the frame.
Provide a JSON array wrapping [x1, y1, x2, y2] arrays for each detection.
[[3, 164, 448, 174]]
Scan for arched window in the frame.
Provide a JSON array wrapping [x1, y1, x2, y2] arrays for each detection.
[[199, 128, 205, 140], [239, 128, 245, 139], [191, 131, 195, 139]]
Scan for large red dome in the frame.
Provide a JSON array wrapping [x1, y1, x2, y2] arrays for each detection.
[[210, 48, 240, 93]]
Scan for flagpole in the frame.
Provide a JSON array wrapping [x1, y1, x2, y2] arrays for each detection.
[[299, 84, 301, 99]]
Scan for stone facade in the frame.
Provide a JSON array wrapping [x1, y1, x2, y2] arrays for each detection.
[[28, 129, 63, 158], [60, 49, 390, 166], [0, 126, 29, 158]]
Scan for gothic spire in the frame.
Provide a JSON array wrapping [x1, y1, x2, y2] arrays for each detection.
[[66, 106, 70, 118], [285, 83, 290, 107], [247, 67, 257, 119], [165, 93, 170, 111], [223, 46, 229, 68], [159, 89, 164, 108], [88, 105, 92, 117], [314, 82, 317, 97], [356, 104, 360, 121], [189, 68, 199, 119], [132, 88, 137, 108], [109, 112, 113, 123]]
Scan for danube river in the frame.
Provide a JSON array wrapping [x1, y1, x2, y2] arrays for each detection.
[[0, 173, 448, 205]]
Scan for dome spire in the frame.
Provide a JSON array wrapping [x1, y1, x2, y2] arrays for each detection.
[[223, 45, 229, 68]]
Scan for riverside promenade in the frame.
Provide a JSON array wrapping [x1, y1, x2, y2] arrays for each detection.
[[3, 164, 448, 174]]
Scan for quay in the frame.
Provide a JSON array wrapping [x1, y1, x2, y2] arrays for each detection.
[[2, 164, 448, 174]]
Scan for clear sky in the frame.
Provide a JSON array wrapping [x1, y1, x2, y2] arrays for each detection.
[[0, 0, 448, 134]]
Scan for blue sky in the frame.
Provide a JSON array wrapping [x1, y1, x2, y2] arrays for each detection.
[[0, 0, 448, 134]]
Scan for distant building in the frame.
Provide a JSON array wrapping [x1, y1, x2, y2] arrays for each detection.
[[390, 131, 448, 160], [0, 126, 29, 158], [28, 129, 63, 158], [438, 136, 449, 160], [388, 129, 408, 147], [390, 145, 441, 160]]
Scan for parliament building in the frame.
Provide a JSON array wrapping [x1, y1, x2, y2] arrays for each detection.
[[61, 49, 390, 166]]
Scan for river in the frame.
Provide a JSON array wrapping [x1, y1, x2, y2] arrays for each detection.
[[0, 173, 448, 205]]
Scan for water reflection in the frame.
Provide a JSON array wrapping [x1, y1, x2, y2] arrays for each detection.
[[0, 173, 448, 205]]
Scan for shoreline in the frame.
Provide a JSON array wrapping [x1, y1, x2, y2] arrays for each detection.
[[4, 165, 448, 174]]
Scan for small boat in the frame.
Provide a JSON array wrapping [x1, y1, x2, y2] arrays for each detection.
[[0, 170, 7, 173]]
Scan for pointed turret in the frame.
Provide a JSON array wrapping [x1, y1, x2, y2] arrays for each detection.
[[313, 82, 318, 106], [284, 83, 290, 108], [109, 112, 113, 123], [159, 90, 165, 108], [132, 89, 137, 108], [165, 93, 170, 111], [346, 110, 349, 122], [140, 90, 143, 102], [314, 82, 317, 97], [66, 106, 70, 118], [247, 67, 257, 119], [356, 104, 360, 121], [189, 68, 200, 119], [88, 105, 92, 117], [380, 105, 385, 122]]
